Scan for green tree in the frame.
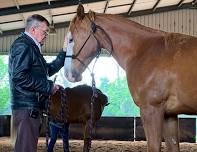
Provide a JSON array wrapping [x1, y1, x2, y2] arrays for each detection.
[[100, 77, 110, 93], [0, 56, 7, 79], [0, 56, 10, 115], [99, 76, 140, 117]]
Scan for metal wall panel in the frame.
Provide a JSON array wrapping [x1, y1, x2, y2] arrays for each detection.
[[42, 27, 68, 55], [131, 9, 197, 36], [0, 9, 197, 55], [0, 35, 17, 54]]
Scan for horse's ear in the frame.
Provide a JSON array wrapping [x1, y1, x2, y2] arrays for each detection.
[[77, 4, 85, 20], [88, 10, 95, 21]]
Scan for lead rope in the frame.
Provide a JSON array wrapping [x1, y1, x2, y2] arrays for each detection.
[[60, 87, 68, 123], [90, 72, 96, 128], [87, 51, 99, 150], [45, 76, 57, 152], [45, 96, 50, 152], [86, 72, 96, 151]]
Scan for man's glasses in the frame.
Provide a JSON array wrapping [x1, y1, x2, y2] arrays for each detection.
[[36, 27, 49, 36]]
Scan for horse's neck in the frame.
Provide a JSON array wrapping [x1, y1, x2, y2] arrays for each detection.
[[96, 14, 165, 69]]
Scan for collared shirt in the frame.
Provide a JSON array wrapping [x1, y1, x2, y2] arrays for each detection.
[[24, 31, 41, 52]]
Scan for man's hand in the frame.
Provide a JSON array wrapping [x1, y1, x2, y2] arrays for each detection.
[[52, 84, 60, 94]]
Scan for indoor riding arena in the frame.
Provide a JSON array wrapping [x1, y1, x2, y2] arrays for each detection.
[[1, 0, 197, 152]]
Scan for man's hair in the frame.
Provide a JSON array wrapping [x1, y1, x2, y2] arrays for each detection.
[[25, 14, 49, 30]]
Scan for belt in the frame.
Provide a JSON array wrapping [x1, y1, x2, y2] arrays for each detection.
[[29, 109, 42, 119]]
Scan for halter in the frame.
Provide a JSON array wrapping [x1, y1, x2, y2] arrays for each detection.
[[65, 15, 113, 73]]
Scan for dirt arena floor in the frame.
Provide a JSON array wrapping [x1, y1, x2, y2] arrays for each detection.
[[1, 137, 197, 152]]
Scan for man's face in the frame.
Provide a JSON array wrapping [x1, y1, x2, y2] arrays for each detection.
[[32, 22, 49, 45]]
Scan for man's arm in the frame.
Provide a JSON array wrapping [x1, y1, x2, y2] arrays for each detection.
[[47, 35, 67, 77]]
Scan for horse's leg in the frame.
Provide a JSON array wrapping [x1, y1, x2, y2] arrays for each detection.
[[141, 105, 164, 152], [83, 119, 93, 152], [163, 116, 180, 152]]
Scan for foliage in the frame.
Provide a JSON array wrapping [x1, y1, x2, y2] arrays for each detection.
[[99, 76, 140, 117], [0, 56, 11, 115], [0, 56, 7, 79]]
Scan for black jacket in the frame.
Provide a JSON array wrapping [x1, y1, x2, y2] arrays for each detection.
[[9, 32, 66, 110]]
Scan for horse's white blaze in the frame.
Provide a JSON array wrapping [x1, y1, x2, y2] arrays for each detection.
[[64, 31, 75, 81]]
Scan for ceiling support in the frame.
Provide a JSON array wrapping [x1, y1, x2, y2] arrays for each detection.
[[152, 0, 161, 12], [13, 0, 25, 24], [47, 1, 53, 24], [13, 0, 20, 10], [192, 0, 197, 5], [48, 10, 53, 24], [124, 2, 193, 17], [48, 0, 51, 5], [128, 0, 136, 15], [104, 0, 109, 13], [178, 0, 185, 7]]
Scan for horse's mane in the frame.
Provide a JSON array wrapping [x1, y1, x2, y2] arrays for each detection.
[[88, 11, 194, 47], [97, 13, 166, 35]]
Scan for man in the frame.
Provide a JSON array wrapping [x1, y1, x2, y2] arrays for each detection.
[[8, 14, 67, 152]]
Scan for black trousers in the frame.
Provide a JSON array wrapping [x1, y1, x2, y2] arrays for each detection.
[[13, 109, 41, 152]]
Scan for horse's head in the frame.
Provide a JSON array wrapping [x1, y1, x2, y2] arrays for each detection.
[[96, 88, 109, 107], [64, 4, 113, 82]]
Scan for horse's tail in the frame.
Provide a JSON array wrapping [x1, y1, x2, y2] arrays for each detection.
[[10, 115, 16, 146]]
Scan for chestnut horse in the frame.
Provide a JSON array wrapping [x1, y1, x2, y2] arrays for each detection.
[[64, 4, 197, 152]]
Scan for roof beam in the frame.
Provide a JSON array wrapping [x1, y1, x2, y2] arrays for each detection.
[[178, 0, 185, 7], [13, 0, 20, 10], [104, 0, 109, 13], [128, 0, 137, 15], [48, 0, 51, 5], [0, 0, 106, 16], [47, 0, 53, 24], [152, 0, 161, 12], [48, 10, 53, 24], [13, 0, 25, 24], [124, 2, 193, 17], [192, 0, 197, 5]]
